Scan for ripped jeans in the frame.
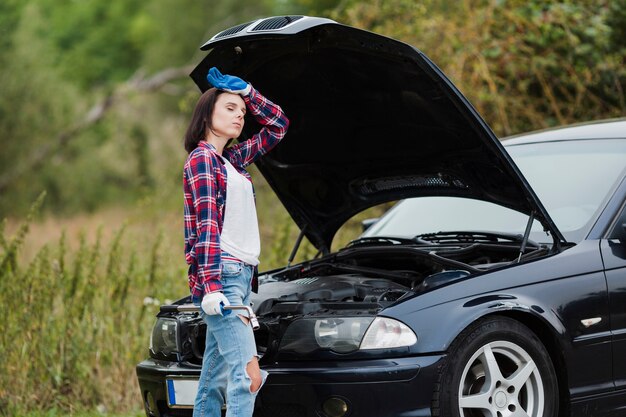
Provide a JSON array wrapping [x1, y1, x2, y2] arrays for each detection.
[[193, 254, 268, 417]]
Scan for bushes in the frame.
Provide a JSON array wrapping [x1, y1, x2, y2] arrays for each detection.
[[333, 0, 626, 136], [0, 195, 178, 414]]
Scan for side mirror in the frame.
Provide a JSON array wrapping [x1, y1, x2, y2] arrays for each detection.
[[361, 218, 379, 232]]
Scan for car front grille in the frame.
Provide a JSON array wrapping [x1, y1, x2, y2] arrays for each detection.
[[185, 318, 272, 365]]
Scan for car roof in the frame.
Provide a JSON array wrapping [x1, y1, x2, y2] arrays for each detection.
[[502, 118, 626, 146]]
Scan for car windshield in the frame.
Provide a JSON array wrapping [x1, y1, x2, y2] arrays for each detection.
[[362, 138, 626, 243]]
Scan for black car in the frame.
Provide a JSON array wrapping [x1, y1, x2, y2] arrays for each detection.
[[136, 16, 626, 417]]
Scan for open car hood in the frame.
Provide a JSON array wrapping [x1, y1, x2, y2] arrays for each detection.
[[191, 16, 566, 253]]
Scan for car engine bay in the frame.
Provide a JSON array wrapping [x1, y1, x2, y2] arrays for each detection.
[[160, 238, 551, 365]]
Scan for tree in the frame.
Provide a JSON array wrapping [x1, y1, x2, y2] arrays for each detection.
[[0, 0, 282, 216], [333, 0, 626, 135]]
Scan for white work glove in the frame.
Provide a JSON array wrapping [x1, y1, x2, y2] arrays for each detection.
[[201, 292, 230, 315]]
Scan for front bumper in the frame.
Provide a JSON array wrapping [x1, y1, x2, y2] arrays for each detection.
[[136, 354, 445, 417]]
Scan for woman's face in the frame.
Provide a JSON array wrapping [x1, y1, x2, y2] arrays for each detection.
[[209, 92, 246, 139]]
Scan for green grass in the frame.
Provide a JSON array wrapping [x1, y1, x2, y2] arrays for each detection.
[[0, 193, 168, 415], [21, 410, 145, 417]]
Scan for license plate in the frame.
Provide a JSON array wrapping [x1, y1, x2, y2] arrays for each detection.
[[166, 377, 199, 408]]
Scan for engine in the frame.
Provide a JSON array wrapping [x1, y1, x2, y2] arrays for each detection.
[[172, 241, 548, 364], [251, 274, 410, 316]]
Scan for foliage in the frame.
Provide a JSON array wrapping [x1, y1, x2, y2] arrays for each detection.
[[0, 3, 83, 216], [40, 0, 145, 89], [607, 0, 626, 52], [20, 411, 143, 417], [0, 0, 25, 67], [0, 0, 279, 218], [0, 195, 186, 415], [279, 0, 342, 15], [139, 0, 275, 72], [332, 0, 626, 135]]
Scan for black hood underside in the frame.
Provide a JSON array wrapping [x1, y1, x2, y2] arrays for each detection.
[[191, 16, 565, 253]]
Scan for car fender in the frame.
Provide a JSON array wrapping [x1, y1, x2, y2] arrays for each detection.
[[381, 240, 606, 355], [383, 292, 568, 355]]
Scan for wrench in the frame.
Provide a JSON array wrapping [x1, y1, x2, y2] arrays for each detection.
[[173, 303, 260, 331]]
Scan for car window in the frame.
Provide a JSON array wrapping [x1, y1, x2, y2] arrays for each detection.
[[362, 197, 546, 241], [362, 138, 626, 244], [507, 139, 626, 241]]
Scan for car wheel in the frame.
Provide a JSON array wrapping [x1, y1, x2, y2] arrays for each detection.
[[432, 316, 558, 417]]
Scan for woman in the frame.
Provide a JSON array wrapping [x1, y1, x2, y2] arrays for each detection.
[[183, 67, 289, 417]]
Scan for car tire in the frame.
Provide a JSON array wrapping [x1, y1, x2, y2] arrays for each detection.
[[432, 316, 558, 417]]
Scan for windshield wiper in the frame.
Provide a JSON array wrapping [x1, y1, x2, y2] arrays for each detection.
[[414, 231, 540, 248], [346, 236, 418, 248]]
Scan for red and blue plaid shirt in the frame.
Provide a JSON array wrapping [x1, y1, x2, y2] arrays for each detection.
[[183, 86, 289, 300]]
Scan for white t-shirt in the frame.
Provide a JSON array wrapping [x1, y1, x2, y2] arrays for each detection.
[[220, 159, 261, 266]]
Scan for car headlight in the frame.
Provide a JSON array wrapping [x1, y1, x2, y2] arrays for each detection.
[[314, 318, 374, 353], [278, 316, 417, 355], [359, 317, 417, 349], [280, 317, 374, 354], [150, 318, 179, 358]]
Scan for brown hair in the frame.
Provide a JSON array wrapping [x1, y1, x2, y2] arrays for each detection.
[[183, 88, 225, 154]]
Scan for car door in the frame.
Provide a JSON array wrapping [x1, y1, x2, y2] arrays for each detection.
[[602, 197, 626, 389]]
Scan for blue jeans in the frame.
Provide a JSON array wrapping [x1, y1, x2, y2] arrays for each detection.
[[193, 255, 268, 417]]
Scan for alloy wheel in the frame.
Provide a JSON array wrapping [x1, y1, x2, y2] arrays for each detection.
[[458, 340, 544, 417]]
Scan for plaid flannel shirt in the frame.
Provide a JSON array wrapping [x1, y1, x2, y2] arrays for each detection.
[[183, 86, 289, 300]]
